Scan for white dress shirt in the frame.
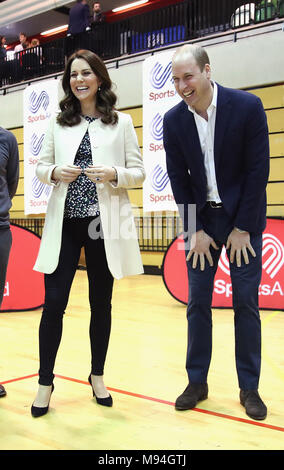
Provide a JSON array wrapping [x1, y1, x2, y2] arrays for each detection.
[[188, 81, 221, 203], [14, 44, 23, 53]]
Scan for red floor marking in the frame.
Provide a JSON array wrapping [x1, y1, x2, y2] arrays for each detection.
[[3, 373, 284, 433], [2, 373, 38, 384]]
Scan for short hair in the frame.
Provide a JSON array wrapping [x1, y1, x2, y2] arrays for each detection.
[[173, 45, 210, 72]]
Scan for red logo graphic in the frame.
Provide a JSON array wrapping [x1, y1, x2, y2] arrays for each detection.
[[162, 218, 284, 310], [0, 224, 44, 312]]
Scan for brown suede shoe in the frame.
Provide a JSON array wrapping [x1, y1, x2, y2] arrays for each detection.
[[0, 384, 7, 397], [240, 390, 267, 420], [175, 383, 208, 410]]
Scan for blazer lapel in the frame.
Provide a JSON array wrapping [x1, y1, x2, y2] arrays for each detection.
[[214, 84, 232, 169], [179, 102, 204, 166]]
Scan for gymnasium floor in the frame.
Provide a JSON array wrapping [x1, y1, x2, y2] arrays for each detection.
[[0, 271, 283, 451]]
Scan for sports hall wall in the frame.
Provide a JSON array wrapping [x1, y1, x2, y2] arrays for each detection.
[[2, 27, 284, 271]]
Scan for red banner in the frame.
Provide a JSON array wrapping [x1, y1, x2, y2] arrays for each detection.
[[162, 218, 284, 310], [0, 224, 44, 312]]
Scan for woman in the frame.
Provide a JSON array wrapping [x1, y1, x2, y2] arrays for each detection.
[[31, 49, 145, 417], [0, 126, 19, 397]]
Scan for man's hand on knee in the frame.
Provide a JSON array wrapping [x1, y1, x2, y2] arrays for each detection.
[[226, 228, 256, 267], [186, 229, 218, 271]]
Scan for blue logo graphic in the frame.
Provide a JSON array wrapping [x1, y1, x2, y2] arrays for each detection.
[[150, 113, 163, 141], [30, 133, 44, 156], [29, 90, 49, 113], [151, 164, 170, 192], [150, 62, 172, 89], [31, 176, 52, 199]]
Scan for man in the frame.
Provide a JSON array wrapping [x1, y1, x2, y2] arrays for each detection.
[[67, 0, 91, 36], [0, 126, 19, 398], [163, 45, 269, 420], [14, 32, 28, 52], [92, 2, 105, 27]]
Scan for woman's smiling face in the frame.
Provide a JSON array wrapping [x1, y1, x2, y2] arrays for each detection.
[[70, 57, 101, 106]]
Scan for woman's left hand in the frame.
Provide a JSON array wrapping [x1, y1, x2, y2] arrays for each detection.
[[84, 165, 117, 184]]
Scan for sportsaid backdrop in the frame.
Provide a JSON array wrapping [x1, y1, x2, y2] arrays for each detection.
[[23, 79, 59, 215], [143, 50, 179, 212]]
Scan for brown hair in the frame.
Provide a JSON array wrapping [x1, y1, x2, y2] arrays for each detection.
[[57, 49, 118, 127]]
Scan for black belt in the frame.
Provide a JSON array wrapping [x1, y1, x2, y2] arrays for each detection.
[[207, 201, 223, 209]]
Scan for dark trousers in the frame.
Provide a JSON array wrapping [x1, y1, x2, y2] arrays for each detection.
[[0, 228, 12, 308], [186, 205, 263, 391], [38, 217, 114, 386]]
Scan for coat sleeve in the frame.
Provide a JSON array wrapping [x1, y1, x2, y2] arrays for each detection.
[[36, 115, 60, 187], [111, 114, 145, 189], [233, 96, 270, 232], [7, 131, 19, 199]]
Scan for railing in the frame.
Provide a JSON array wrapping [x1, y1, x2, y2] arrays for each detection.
[[1, 0, 283, 88]]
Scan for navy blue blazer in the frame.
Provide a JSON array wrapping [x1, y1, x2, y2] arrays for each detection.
[[68, 2, 90, 35], [163, 84, 270, 235]]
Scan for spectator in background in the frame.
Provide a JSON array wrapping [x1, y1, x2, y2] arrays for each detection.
[[30, 38, 40, 48], [0, 36, 7, 60], [29, 38, 42, 64], [92, 2, 105, 27], [14, 32, 29, 52], [91, 2, 105, 57], [67, 0, 91, 36]]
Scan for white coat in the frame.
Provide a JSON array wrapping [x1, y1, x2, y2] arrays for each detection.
[[33, 111, 145, 279]]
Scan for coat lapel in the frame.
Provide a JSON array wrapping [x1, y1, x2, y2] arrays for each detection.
[[179, 101, 204, 165], [59, 118, 89, 165], [214, 84, 232, 170]]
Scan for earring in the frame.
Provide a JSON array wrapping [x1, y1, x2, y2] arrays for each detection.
[[98, 86, 101, 91]]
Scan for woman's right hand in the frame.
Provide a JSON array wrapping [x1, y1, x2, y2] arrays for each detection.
[[52, 165, 82, 183]]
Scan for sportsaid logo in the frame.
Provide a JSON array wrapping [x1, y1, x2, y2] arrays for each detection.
[[29, 175, 52, 208], [27, 90, 51, 123], [27, 133, 45, 166], [150, 61, 172, 89], [31, 175, 52, 199], [147, 113, 173, 201], [149, 113, 164, 153], [150, 113, 163, 141], [215, 233, 284, 299], [29, 90, 49, 113], [30, 133, 44, 156], [151, 164, 170, 192], [149, 61, 175, 102], [262, 234, 284, 279]]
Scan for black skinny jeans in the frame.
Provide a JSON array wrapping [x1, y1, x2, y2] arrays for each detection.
[[38, 217, 114, 386]]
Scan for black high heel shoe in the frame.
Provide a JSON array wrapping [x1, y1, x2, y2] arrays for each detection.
[[31, 384, 54, 418], [88, 375, 113, 407]]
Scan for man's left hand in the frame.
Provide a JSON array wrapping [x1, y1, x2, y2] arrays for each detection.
[[226, 228, 256, 267]]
